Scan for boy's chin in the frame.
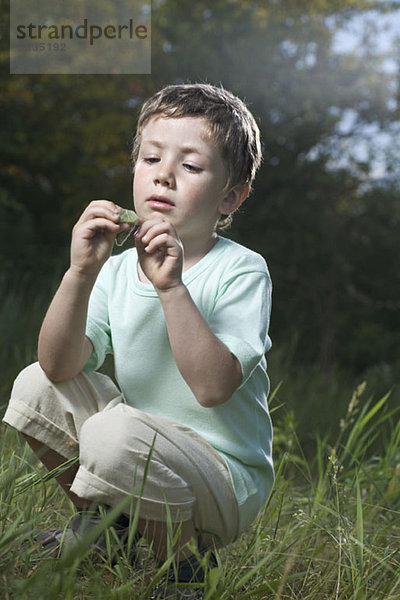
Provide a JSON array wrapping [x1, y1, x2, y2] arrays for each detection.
[[145, 209, 174, 223]]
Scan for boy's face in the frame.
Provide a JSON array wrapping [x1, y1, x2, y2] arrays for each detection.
[[133, 116, 234, 243]]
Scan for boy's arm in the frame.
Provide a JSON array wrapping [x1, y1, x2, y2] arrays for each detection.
[[157, 285, 242, 407], [38, 270, 95, 382], [135, 219, 242, 408], [38, 200, 129, 382]]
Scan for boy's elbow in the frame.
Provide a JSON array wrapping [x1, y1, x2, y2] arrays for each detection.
[[195, 361, 242, 408], [196, 387, 235, 408], [38, 356, 79, 383], [46, 371, 74, 384], [197, 395, 229, 408], [38, 362, 69, 383]]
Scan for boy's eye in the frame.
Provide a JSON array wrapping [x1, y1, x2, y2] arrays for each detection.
[[183, 163, 202, 173], [144, 157, 159, 164]]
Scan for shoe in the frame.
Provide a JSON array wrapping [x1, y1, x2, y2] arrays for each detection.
[[33, 507, 140, 561], [152, 548, 218, 599]]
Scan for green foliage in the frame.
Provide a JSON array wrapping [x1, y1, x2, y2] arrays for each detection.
[[0, 273, 50, 401], [1, 3, 399, 596], [1, 383, 399, 599], [1, 0, 399, 375]]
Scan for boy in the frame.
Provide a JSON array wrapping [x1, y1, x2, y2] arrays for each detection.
[[3, 83, 273, 599]]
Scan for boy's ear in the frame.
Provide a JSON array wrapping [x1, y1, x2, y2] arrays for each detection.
[[218, 183, 250, 216]]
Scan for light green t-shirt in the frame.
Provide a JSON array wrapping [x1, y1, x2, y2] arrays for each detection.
[[85, 236, 274, 534]]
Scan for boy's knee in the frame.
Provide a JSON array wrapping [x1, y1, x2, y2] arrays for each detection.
[[11, 362, 53, 403], [79, 408, 132, 479]]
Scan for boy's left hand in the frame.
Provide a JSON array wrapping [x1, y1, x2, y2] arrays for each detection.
[[135, 218, 184, 291]]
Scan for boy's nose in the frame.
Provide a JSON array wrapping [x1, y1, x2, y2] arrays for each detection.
[[153, 163, 175, 188]]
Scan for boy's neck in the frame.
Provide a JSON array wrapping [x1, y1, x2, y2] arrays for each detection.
[[181, 232, 219, 271]]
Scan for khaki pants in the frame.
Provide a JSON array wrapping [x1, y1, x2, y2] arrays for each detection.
[[3, 362, 239, 547]]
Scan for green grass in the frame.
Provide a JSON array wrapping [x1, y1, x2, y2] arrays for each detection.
[[1, 275, 399, 598], [1, 382, 399, 599]]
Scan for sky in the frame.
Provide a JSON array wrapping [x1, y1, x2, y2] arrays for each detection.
[[333, 6, 400, 72], [329, 6, 400, 178]]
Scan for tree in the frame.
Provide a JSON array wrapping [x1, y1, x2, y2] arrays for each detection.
[[1, 0, 399, 376]]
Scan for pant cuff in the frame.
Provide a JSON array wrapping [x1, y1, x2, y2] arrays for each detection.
[[71, 465, 193, 523], [2, 400, 78, 460]]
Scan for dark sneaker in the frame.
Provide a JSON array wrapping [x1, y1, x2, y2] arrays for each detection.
[[33, 508, 139, 561], [152, 548, 218, 599]]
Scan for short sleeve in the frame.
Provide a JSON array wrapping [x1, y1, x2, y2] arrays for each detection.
[[83, 262, 113, 372], [208, 262, 272, 386]]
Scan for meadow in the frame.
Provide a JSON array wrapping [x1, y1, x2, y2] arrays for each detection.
[[2, 0, 400, 595], [1, 278, 399, 599]]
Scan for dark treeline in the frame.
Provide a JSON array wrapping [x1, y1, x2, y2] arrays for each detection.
[[2, 0, 399, 392]]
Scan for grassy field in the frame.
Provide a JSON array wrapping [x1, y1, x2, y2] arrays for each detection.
[[1, 380, 399, 599], [1, 275, 399, 598]]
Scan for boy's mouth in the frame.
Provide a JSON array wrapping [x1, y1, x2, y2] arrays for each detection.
[[146, 195, 175, 209]]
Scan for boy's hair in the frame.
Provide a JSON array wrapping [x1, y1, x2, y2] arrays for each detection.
[[131, 83, 262, 228]]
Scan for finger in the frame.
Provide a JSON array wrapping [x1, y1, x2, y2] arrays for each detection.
[[135, 218, 166, 238], [143, 233, 182, 255], [76, 217, 123, 239], [79, 200, 122, 224], [138, 220, 176, 245]]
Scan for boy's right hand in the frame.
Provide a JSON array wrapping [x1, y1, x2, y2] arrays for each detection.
[[70, 200, 129, 278]]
